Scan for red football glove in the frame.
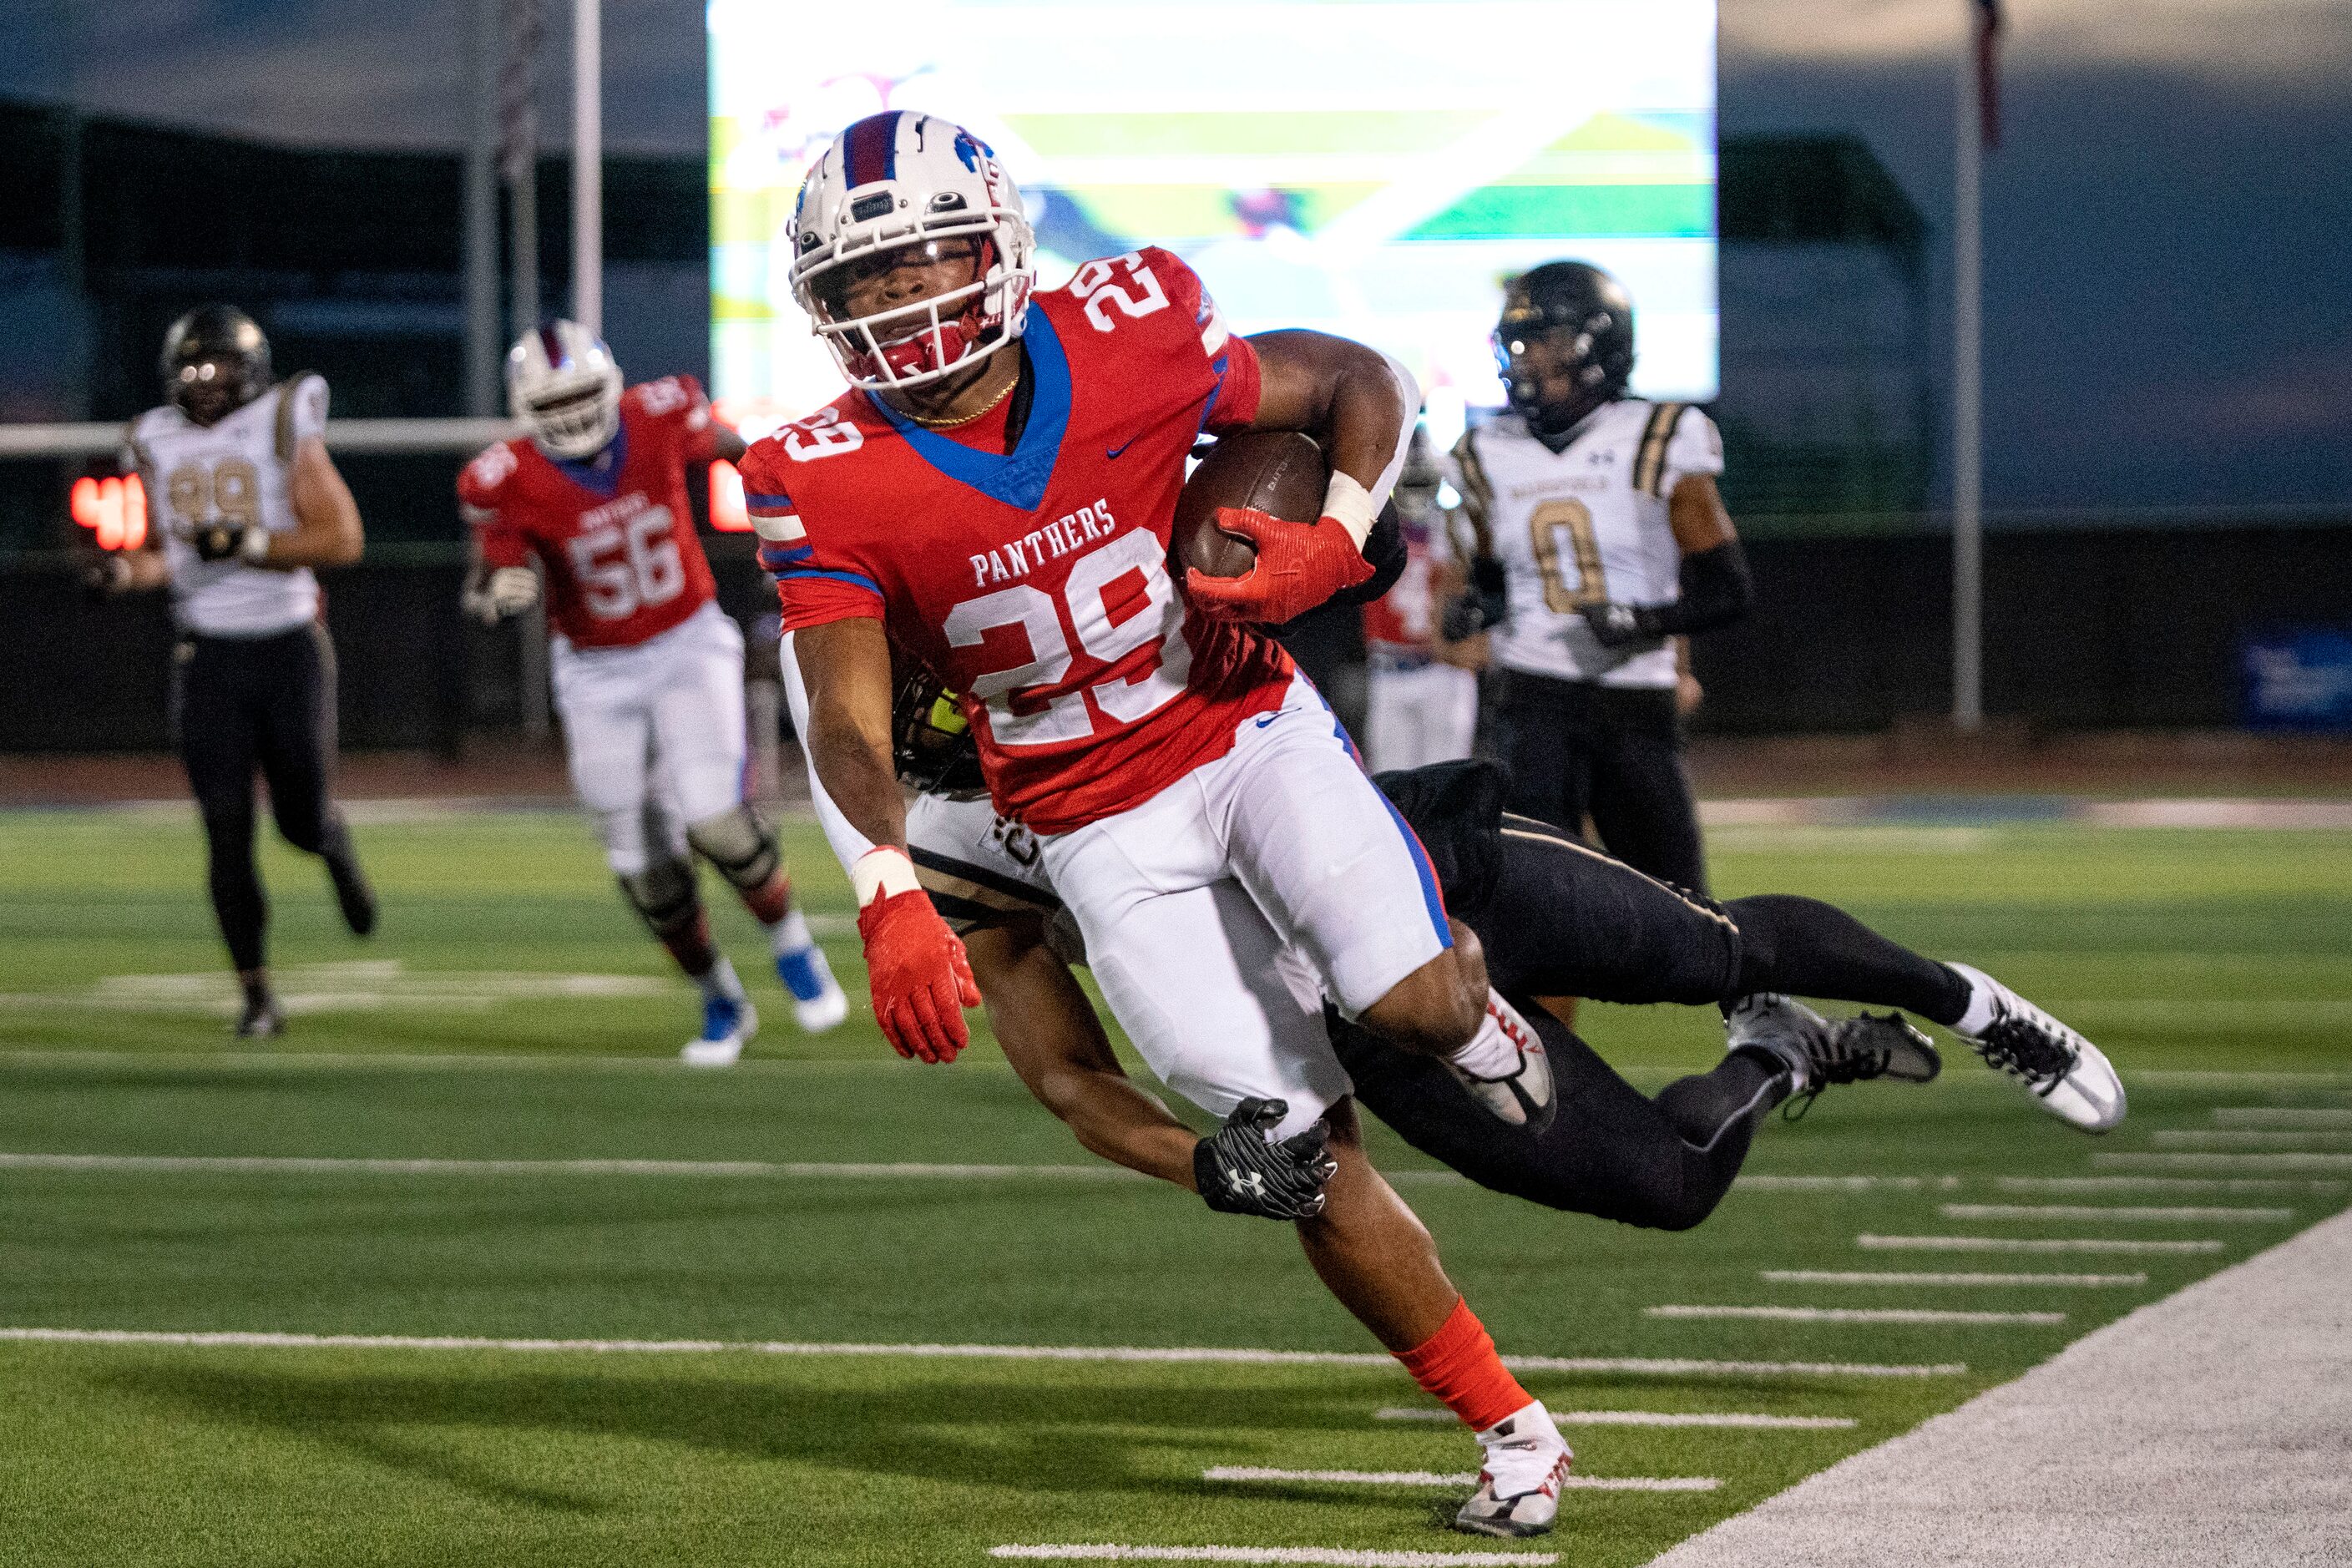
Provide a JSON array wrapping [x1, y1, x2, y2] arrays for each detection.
[[856, 887, 981, 1064], [1185, 506, 1375, 625]]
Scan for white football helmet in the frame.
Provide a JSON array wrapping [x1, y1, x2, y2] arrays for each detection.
[[789, 110, 1035, 392], [507, 321, 624, 459]]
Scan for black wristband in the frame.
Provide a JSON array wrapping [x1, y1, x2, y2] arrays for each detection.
[[1632, 539, 1753, 637]]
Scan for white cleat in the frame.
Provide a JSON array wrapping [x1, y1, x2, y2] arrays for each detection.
[[777, 943, 850, 1034], [681, 993, 757, 1068], [1455, 1402, 1572, 1540], [1946, 963, 2126, 1132]]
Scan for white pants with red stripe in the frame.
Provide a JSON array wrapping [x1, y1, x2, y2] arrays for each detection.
[[1039, 675, 1453, 1139], [550, 600, 747, 875]]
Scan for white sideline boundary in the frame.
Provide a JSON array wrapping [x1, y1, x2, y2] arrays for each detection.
[[0, 1328, 1965, 1378], [1373, 1408, 1855, 1430], [992, 1548, 1557, 1566], [1939, 1203, 2294, 1223], [1760, 1270, 2143, 1288], [1647, 1306, 2063, 1326], [1858, 1235, 2223, 1255], [1642, 1207, 2352, 1567], [0, 1151, 1146, 1183], [1202, 1467, 1720, 1494]]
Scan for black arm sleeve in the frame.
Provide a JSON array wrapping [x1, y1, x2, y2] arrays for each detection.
[[1318, 500, 1406, 610], [1633, 539, 1753, 637]]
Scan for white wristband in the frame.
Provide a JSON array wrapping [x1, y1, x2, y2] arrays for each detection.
[[852, 846, 922, 908], [1321, 471, 1377, 551], [239, 527, 272, 564]]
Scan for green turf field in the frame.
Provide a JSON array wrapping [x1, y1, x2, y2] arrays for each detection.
[[1, 807, 2348, 1566]]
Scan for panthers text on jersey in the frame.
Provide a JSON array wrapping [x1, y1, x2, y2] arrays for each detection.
[[460, 377, 725, 650], [125, 374, 330, 637], [1450, 401, 1722, 687], [747, 247, 1292, 836]]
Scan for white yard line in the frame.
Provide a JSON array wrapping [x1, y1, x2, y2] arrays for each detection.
[[2150, 1130, 2352, 1150], [1857, 1235, 2223, 1255], [992, 1547, 1558, 1566], [1643, 1210, 2352, 1567], [0, 1328, 1964, 1377], [1761, 1270, 2143, 1288], [1939, 1203, 2294, 1223], [1646, 1306, 2064, 1326], [2212, 1108, 2352, 1129], [1732, 1175, 1962, 1191], [2093, 1152, 2352, 1174], [1374, 1408, 1855, 1430], [1995, 1176, 2343, 1196], [1202, 1467, 1720, 1494], [0, 1151, 1143, 1183]]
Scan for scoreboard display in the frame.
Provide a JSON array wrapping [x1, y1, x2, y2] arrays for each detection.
[[708, 0, 1719, 449]]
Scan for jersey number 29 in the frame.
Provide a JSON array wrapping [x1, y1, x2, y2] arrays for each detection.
[[569, 506, 683, 620], [943, 531, 1191, 747]]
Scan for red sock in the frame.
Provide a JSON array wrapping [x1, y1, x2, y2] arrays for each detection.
[[1394, 1297, 1534, 1434], [739, 873, 792, 927], [660, 909, 720, 977]]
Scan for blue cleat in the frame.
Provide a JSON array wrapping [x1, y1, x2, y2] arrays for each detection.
[[681, 991, 757, 1067], [776, 943, 849, 1034]]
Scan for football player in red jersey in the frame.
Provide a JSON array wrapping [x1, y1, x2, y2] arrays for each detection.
[[459, 322, 847, 1063], [748, 111, 1575, 1539]]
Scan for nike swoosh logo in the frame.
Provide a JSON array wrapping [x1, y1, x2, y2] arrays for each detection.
[[1253, 713, 1281, 728], [1105, 437, 1140, 458]]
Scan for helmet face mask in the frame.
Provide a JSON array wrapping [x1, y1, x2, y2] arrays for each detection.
[[160, 305, 271, 427], [790, 113, 1036, 393], [890, 656, 986, 799], [508, 321, 624, 461], [1493, 261, 1636, 437]]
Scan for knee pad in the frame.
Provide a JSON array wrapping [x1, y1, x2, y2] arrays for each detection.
[[686, 804, 781, 892], [616, 858, 701, 939]]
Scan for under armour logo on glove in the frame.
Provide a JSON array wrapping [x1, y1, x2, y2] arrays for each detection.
[[1193, 1097, 1338, 1220], [1580, 600, 1654, 649]]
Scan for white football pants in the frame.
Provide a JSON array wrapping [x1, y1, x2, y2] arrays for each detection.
[[1364, 660, 1479, 775], [1040, 675, 1454, 1138], [550, 600, 747, 876]]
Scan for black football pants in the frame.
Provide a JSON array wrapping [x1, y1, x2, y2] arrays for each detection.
[[1491, 668, 1707, 894], [1335, 815, 1975, 1231], [175, 623, 354, 973]]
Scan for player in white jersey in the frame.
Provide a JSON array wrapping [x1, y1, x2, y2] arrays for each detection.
[[89, 305, 376, 1037], [1361, 426, 1483, 773], [1449, 262, 1753, 894]]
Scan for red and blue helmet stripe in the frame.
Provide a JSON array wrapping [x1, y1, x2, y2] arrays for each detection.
[[841, 111, 901, 189]]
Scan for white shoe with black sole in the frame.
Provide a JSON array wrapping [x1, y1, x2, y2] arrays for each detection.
[[1946, 963, 2126, 1132], [1454, 1402, 1572, 1539]]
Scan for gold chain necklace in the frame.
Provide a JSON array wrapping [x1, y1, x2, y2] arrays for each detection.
[[906, 367, 1018, 428]]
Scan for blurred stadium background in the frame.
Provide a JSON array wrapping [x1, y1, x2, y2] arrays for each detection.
[[0, 3, 2345, 1565]]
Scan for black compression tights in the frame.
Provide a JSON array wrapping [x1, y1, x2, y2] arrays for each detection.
[[1725, 894, 1973, 1027]]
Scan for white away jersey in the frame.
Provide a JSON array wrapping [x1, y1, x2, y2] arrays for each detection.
[[1449, 401, 1721, 687], [125, 374, 329, 637]]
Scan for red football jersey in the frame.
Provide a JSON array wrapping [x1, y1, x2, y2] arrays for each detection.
[[747, 248, 1292, 834], [1362, 516, 1444, 652], [460, 376, 724, 650]]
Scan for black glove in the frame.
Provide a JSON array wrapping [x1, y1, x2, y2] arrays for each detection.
[[1193, 1097, 1338, 1220], [190, 523, 250, 563], [1581, 600, 1651, 648], [1440, 554, 1510, 641]]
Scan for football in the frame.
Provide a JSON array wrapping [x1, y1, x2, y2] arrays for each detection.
[[1171, 428, 1328, 581]]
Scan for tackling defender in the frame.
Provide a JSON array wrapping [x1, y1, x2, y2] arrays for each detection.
[[90, 306, 377, 1037], [822, 665, 2125, 1217], [458, 323, 847, 1063], [757, 111, 1576, 1537], [1449, 261, 1751, 894]]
